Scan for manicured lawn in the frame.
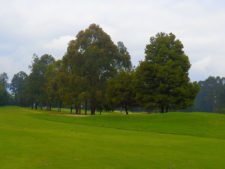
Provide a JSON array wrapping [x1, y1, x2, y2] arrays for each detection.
[[1, 106, 225, 169]]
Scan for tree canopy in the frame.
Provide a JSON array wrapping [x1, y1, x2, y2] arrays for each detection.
[[0, 73, 10, 105], [135, 33, 199, 112], [0, 24, 202, 114], [62, 24, 132, 115]]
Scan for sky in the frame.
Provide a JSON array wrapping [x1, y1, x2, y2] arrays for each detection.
[[0, 0, 225, 81]]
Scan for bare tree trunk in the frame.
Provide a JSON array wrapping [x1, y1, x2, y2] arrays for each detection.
[[58, 102, 61, 112], [161, 106, 165, 113], [70, 106, 73, 114], [40, 103, 43, 110], [84, 100, 87, 115], [91, 106, 95, 115], [165, 106, 169, 113], [75, 105, 79, 114], [79, 105, 81, 115], [125, 105, 128, 115]]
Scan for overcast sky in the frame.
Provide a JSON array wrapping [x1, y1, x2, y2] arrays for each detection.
[[0, 0, 225, 81]]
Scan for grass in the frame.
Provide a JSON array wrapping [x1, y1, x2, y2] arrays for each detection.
[[1, 106, 225, 168]]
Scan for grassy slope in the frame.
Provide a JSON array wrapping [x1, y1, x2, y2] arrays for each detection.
[[0, 107, 225, 169]]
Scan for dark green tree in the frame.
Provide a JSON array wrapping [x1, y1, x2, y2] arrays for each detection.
[[10, 71, 28, 106], [63, 24, 130, 115], [135, 32, 199, 113], [45, 60, 65, 111], [0, 72, 10, 105], [116, 41, 132, 71], [107, 71, 136, 115], [27, 54, 55, 109]]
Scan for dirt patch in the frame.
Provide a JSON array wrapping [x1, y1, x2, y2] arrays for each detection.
[[64, 114, 90, 118]]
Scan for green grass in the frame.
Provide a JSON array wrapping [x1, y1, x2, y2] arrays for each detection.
[[1, 106, 225, 169]]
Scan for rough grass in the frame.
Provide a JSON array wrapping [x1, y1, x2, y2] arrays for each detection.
[[1, 106, 225, 169]]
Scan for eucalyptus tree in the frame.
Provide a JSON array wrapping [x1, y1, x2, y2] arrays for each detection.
[[10, 71, 28, 106], [63, 24, 131, 115], [27, 54, 55, 109]]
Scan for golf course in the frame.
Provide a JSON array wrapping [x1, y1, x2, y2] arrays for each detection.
[[0, 106, 225, 169]]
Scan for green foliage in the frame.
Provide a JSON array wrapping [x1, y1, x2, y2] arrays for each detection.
[[0, 72, 10, 105], [116, 41, 132, 71], [193, 76, 225, 113], [10, 71, 28, 106], [135, 33, 199, 112], [27, 54, 55, 108], [107, 71, 136, 114], [6, 25, 201, 114], [63, 24, 132, 114], [45, 60, 65, 110]]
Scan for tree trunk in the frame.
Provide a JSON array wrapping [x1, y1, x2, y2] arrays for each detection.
[[75, 106, 79, 114], [125, 105, 128, 115], [70, 106, 73, 114], [165, 106, 169, 113], [91, 106, 95, 115], [58, 102, 61, 112], [79, 105, 81, 115], [35, 103, 37, 110], [40, 103, 43, 110], [160, 106, 165, 113], [84, 100, 87, 115]]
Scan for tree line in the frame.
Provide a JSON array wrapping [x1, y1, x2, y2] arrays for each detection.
[[191, 76, 225, 113], [0, 24, 199, 114]]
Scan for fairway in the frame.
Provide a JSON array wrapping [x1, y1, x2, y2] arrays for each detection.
[[1, 107, 225, 169]]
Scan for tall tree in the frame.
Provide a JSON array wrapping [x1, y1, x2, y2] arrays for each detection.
[[135, 32, 199, 113], [0, 72, 10, 105], [10, 71, 28, 106], [116, 41, 132, 71], [63, 24, 129, 115], [27, 54, 55, 109], [45, 60, 66, 111]]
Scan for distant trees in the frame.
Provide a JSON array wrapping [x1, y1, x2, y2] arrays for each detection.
[[1, 24, 200, 114], [193, 76, 225, 113], [0, 73, 10, 105], [135, 33, 199, 113]]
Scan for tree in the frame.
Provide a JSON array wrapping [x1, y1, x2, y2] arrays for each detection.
[[135, 32, 199, 113], [0, 72, 10, 105], [27, 54, 55, 109], [10, 71, 28, 106], [193, 76, 225, 113], [107, 71, 136, 115], [45, 60, 65, 111], [63, 24, 130, 115], [116, 41, 132, 71]]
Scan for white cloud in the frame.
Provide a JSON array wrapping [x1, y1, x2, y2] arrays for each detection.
[[191, 57, 211, 77], [42, 35, 74, 59], [1, 0, 225, 81]]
